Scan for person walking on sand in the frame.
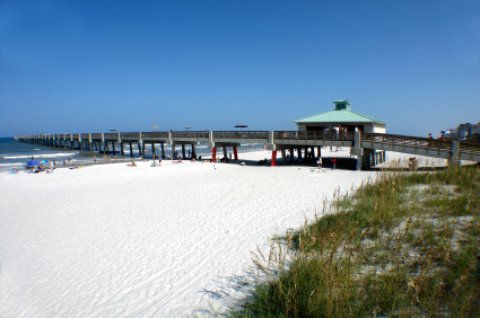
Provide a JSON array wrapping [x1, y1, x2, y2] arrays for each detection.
[[331, 157, 337, 170], [317, 157, 323, 169]]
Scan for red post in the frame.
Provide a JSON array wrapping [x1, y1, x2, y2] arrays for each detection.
[[211, 147, 217, 162], [233, 146, 238, 160], [271, 150, 277, 167]]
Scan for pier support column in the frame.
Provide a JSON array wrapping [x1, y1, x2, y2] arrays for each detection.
[[448, 140, 460, 168], [112, 142, 116, 157], [137, 143, 142, 158], [191, 144, 196, 159], [142, 143, 146, 159], [181, 144, 186, 159], [317, 146, 322, 158], [223, 146, 228, 159], [271, 150, 277, 167], [233, 146, 238, 160], [161, 143, 165, 159], [356, 156, 363, 170], [120, 142, 125, 156], [129, 142, 133, 158], [211, 147, 217, 162], [172, 143, 176, 159], [152, 143, 156, 160]]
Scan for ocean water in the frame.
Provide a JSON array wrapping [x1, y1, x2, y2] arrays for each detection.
[[0, 137, 85, 173], [0, 138, 264, 173]]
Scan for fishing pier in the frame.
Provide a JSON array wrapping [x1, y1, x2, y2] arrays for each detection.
[[16, 130, 480, 169]]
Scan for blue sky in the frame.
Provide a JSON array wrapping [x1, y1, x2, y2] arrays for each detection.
[[0, 0, 479, 137]]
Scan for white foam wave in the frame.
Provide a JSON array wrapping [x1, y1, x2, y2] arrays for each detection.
[[0, 162, 25, 167], [3, 152, 79, 159]]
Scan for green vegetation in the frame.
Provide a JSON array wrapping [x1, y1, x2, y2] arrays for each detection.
[[229, 166, 480, 317]]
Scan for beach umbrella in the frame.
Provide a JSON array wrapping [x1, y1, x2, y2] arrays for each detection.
[[26, 159, 40, 168]]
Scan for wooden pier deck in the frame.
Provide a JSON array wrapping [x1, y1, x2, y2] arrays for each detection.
[[16, 130, 480, 169]]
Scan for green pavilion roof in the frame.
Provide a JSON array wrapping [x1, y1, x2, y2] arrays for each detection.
[[295, 100, 385, 125]]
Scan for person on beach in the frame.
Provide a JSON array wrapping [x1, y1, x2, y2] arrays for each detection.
[[331, 157, 337, 169], [408, 157, 418, 171], [93, 154, 97, 163], [317, 157, 323, 169]]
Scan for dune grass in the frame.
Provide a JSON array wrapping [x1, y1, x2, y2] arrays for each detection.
[[228, 166, 479, 317]]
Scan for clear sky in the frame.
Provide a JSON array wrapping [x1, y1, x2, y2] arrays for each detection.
[[0, 0, 479, 137]]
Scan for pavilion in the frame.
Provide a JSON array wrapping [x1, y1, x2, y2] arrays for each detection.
[[295, 99, 386, 134], [295, 99, 387, 168]]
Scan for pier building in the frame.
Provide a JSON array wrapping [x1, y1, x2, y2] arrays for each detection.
[[294, 99, 387, 168], [296, 100, 385, 134]]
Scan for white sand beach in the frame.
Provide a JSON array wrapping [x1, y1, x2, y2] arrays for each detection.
[[0, 149, 456, 317]]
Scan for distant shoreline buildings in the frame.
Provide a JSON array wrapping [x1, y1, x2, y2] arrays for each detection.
[[443, 122, 480, 141]]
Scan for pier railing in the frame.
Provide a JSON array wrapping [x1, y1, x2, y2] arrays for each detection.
[[363, 133, 453, 151], [274, 131, 355, 141], [213, 131, 270, 141], [141, 132, 170, 140], [171, 131, 209, 139]]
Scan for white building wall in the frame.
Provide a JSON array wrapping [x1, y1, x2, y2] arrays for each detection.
[[372, 125, 386, 134]]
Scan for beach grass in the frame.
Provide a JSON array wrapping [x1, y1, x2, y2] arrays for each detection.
[[227, 166, 480, 317]]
